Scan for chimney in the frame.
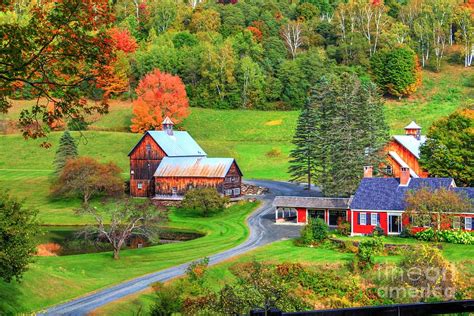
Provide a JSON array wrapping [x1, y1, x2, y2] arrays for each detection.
[[400, 167, 410, 186], [363, 166, 373, 178], [404, 121, 422, 140], [162, 116, 174, 135]]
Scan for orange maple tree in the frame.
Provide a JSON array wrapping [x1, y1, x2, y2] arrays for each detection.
[[131, 69, 190, 133], [108, 28, 138, 53]]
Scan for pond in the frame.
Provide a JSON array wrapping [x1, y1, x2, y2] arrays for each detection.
[[37, 225, 204, 256]]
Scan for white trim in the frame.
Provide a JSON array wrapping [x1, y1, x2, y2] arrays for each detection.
[[360, 212, 367, 225], [465, 217, 472, 230]]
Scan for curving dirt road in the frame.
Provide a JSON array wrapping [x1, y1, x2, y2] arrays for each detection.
[[41, 180, 316, 315]]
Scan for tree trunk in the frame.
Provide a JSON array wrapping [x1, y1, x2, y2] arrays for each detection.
[[113, 247, 120, 260], [307, 157, 311, 191]]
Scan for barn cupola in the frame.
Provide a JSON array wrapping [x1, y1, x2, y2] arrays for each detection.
[[404, 121, 422, 140], [162, 116, 174, 135]]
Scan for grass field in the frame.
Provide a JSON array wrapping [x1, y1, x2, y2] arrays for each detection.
[[95, 237, 474, 315], [0, 65, 472, 314], [0, 202, 257, 314]]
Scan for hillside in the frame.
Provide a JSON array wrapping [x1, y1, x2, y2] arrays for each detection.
[[0, 66, 472, 224]]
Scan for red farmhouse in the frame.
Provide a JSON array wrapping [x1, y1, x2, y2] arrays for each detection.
[[273, 168, 473, 235], [129, 117, 243, 199]]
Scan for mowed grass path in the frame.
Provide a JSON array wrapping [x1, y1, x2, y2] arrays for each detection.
[[0, 202, 257, 314]]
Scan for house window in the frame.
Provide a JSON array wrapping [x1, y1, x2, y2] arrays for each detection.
[[360, 213, 367, 225], [233, 188, 241, 196], [371, 213, 378, 226], [465, 217, 472, 231], [453, 216, 461, 229], [137, 182, 143, 190], [329, 210, 346, 226]]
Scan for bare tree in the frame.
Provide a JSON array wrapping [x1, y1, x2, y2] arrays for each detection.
[[78, 199, 164, 260], [188, 0, 203, 10], [280, 22, 304, 59]]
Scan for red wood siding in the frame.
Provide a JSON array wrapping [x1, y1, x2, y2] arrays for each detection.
[[352, 211, 388, 235], [297, 208, 307, 223], [386, 140, 429, 178], [130, 134, 167, 197]]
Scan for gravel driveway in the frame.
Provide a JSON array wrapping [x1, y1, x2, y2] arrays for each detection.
[[41, 180, 317, 315]]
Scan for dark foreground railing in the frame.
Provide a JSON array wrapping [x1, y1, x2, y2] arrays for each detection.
[[250, 300, 474, 316]]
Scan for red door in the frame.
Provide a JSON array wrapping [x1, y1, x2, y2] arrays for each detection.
[[297, 208, 307, 224]]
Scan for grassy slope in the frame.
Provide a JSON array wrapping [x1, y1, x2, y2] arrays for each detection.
[[0, 202, 257, 314], [96, 238, 474, 315]]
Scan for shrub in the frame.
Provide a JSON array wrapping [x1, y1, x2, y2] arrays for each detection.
[[414, 228, 473, 245], [150, 282, 184, 316], [299, 219, 314, 245], [354, 237, 383, 270], [396, 245, 457, 302], [399, 227, 413, 238], [312, 218, 329, 242], [337, 220, 351, 236], [180, 187, 228, 217], [371, 225, 385, 237], [186, 257, 210, 284]]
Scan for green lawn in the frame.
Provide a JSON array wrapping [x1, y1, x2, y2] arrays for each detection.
[[0, 202, 257, 314]]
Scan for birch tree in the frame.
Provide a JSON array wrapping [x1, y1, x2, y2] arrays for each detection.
[[280, 21, 304, 59], [455, 6, 474, 67]]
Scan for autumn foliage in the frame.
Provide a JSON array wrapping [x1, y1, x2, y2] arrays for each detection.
[[109, 28, 138, 53], [131, 69, 190, 133]]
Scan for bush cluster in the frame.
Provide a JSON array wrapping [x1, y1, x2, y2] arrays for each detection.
[[415, 228, 474, 245], [299, 218, 329, 245], [353, 237, 384, 270]]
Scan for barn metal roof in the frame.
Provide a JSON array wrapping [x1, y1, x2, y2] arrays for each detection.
[[393, 135, 426, 159], [154, 157, 237, 178], [273, 196, 350, 209], [144, 131, 207, 157], [388, 151, 419, 178]]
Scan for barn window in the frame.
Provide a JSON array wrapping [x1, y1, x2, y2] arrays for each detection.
[[171, 187, 178, 196], [385, 165, 393, 175], [146, 144, 151, 153], [225, 189, 233, 196], [233, 188, 241, 196], [137, 182, 143, 190]]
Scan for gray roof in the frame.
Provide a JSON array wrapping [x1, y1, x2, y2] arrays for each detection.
[[273, 196, 350, 209], [350, 177, 459, 211], [147, 131, 207, 157], [154, 157, 239, 178], [405, 121, 422, 129], [393, 135, 427, 159]]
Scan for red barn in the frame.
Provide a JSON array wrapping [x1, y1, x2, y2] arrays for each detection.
[[129, 117, 242, 199], [383, 121, 429, 178]]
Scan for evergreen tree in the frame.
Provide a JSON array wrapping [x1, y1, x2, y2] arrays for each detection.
[[288, 99, 318, 190], [310, 73, 389, 197], [53, 130, 78, 175]]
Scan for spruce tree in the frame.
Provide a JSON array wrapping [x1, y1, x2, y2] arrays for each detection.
[[309, 73, 389, 197], [288, 99, 318, 190], [53, 130, 78, 175]]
